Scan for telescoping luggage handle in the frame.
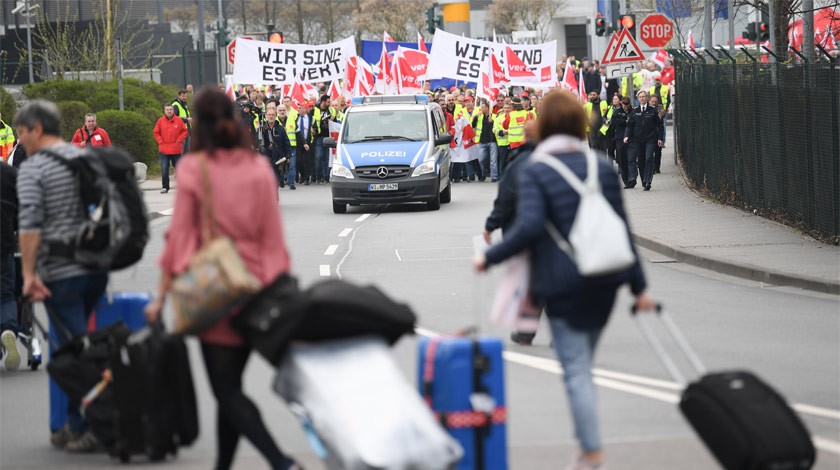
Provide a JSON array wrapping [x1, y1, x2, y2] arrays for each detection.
[[632, 304, 707, 386]]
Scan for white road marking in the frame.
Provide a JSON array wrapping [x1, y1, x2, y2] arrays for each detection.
[[319, 265, 330, 276], [355, 214, 370, 222], [395, 249, 403, 261], [414, 326, 840, 454], [324, 245, 338, 256], [339, 228, 353, 237]]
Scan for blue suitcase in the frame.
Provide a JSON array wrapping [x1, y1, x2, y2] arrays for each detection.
[[417, 336, 508, 470], [49, 293, 150, 432]]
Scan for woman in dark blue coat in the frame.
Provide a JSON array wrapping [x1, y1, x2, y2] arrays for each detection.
[[474, 90, 656, 470]]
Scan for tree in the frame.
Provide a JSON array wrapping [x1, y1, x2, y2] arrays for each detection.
[[354, 0, 433, 42], [488, 0, 567, 42]]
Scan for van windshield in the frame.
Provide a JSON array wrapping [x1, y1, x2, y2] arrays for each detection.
[[343, 110, 427, 143]]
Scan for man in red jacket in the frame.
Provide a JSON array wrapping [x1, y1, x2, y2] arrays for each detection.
[[70, 113, 111, 148], [153, 104, 188, 194]]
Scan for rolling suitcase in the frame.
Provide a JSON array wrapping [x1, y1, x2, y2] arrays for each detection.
[[108, 323, 199, 462], [49, 293, 149, 434], [417, 336, 508, 470], [635, 306, 816, 470], [274, 336, 463, 469]]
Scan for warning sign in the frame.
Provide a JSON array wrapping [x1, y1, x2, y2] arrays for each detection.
[[606, 29, 646, 64], [601, 32, 620, 65]]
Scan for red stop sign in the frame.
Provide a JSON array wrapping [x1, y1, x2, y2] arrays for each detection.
[[227, 36, 253, 65], [639, 15, 674, 48]]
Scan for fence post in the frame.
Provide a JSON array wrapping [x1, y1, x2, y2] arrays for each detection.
[[833, 59, 840, 239]]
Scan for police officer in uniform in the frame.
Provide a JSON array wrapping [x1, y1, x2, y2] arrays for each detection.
[[623, 91, 663, 191]]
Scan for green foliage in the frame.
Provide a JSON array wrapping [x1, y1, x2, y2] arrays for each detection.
[[23, 78, 177, 118], [139, 81, 179, 108], [138, 107, 162, 124], [23, 79, 90, 103], [95, 110, 157, 166], [0, 87, 17, 123], [56, 101, 92, 142]]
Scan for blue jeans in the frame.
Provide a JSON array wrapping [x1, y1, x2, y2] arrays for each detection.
[[314, 137, 329, 181], [479, 143, 498, 180], [286, 148, 297, 187], [0, 252, 17, 335], [549, 316, 604, 453], [45, 273, 108, 433], [160, 153, 181, 190]]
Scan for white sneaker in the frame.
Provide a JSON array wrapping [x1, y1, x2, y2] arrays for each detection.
[[2, 330, 20, 371], [275, 157, 287, 165]]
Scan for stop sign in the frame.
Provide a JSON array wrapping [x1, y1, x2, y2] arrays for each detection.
[[639, 14, 674, 48], [227, 36, 253, 65]]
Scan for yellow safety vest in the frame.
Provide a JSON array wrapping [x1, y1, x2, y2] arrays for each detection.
[[527, 109, 537, 120], [0, 121, 14, 160], [507, 110, 529, 145], [492, 113, 509, 146], [621, 73, 645, 97], [599, 106, 614, 135], [285, 109, 298, 147], [473, 113, 493, 143], [583, 101, 608, 134], [171, 99, 190, 121], [649, 84, 670, 108]]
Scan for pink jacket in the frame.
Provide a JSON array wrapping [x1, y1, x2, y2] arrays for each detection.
[[159, 148, 290, 346]]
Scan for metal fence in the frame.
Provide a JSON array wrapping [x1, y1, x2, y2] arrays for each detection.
[[672, 53, 840, 242]]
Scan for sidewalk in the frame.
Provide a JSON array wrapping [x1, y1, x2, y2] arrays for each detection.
[[622, 127, 839, 295]]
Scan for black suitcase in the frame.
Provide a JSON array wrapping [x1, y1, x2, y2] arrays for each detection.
[[635, 307, 816, 470], [108, 324, 199, 462]]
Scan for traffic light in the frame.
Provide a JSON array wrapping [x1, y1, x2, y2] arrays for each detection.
[[595, 15, 607, 36], [619, 14, 636, 38], [269, 32, 284, 44], [758, 22, 769, 41], [217, 25, 230, 45], [744, 22, 757, 41], [426, 7, 436, 34]]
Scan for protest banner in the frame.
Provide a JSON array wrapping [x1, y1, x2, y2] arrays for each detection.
[[233, 36, 356, 86], [426, 30, 556, 86]]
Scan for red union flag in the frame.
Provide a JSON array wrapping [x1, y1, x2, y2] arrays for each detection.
[[396, 53, 423, 94], [539, 66, 552, 83], [559, 59, 577, 91], [490, 53, 507, 86], [504, 46, 538, 83], [398, 47, 429, 80]]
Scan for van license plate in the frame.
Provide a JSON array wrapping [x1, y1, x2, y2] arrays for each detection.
[[368, 183, 398, 191]]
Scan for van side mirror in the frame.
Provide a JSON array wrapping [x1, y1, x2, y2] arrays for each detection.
[[434, 134, 451, 146], [323, 137, 336, 148]]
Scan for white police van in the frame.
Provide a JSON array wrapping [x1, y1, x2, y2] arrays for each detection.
[[324, 95, 452, 214]]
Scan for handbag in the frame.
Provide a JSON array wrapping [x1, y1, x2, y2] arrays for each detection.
[[171, 152, 261, 335]]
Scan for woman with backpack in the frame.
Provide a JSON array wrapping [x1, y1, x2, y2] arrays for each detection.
[[144, 88, 302, 470], [473, 90, 656, 470]]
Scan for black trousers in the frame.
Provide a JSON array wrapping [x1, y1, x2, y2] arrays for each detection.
[[201, 344, 289, 470], [616, 138, 629, 185], [297, 145, 315, 183]]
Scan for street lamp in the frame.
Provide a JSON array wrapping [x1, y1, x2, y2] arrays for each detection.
[[11, 0, 39, 84]]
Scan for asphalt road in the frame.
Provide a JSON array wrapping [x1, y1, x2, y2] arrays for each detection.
[[1, 181, 838, 470]]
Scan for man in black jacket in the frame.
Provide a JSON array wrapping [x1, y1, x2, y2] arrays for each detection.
[[258, 108, 292, 188], [0, 161, 20, 369], [623, 90, 663, 191]]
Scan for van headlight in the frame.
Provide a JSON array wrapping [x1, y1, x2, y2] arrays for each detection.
[[411, 160, 436, 177], [332, 163, 354, 179]]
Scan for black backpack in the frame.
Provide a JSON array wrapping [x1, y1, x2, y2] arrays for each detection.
[[41, 147, 149, 271]]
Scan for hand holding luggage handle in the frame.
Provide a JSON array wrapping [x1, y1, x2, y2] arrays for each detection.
[[631, 304, 707, 386]]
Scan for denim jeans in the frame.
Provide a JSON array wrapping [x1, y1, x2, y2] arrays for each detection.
[[0, 252, 17, 335], [45, 273, 108, 433], [286, 149, 297, 187], [549, 316, 604, 452], [314, 137, 329, 181], [479, 143, 498, 180], [160, 153, 181, 190]]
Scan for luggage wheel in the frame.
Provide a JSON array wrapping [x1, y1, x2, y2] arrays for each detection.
[[118, 449, 131, 463]]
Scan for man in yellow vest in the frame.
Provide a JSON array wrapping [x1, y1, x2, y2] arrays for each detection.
[[621, 71, 645, 105], [583, 91, 609, 150], [171, 89, 191, 154], [473, 100, 498, 181], [493, 101, 511, 176], [0, 112, 14, 161], [277, 104, 298, 189], [502, 96, 530, 151]]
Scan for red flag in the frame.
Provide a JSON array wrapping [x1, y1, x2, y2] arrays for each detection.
[[384, 31, 395, 42], [396, 53, 423, 94], [504, 46, 538, 83], [687, 30, 696, 50], [343, 56, 358, 97], [490, 52, 508, 86], [289, 74, 307, 108], [651, 49, 668, 68], [560, 59, 578, 91], [539, 66, 552, 83], [578, 65, 587, 103], [328, 80, 341, 100], [355, 57, 375, 96], [224, 77, 235, 101], [418, 31, 428, 53], [376, 43, 392, 93]]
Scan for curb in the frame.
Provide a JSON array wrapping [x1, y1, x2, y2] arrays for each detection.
[[632, 233, 840, 296]]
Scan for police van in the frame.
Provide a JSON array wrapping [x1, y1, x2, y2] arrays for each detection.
[[324, 95, 452, 214]]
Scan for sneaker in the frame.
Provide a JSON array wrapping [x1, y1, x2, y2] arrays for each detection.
[[160, 188, 169, 194], [564, 455, 606, 470], [290, 185, 297, 190], [50, 424, 78, 449], [279, 179, 285, 188], [65, 431, 102, 453], [510, 332, 534, 346], [2, 330, 20, 370]]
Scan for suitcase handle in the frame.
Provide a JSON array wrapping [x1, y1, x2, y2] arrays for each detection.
[[632, 304, 707, 385]]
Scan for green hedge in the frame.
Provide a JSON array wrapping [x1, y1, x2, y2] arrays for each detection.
[[23, 79, 179, 124], [56, 101, 92, 142], [95, 110, 157, 166], [0, 87, 16, 123]]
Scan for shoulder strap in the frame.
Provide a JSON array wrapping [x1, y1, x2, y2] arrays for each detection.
[[532, 151, 600, 195], [38, 148, 78, 172]]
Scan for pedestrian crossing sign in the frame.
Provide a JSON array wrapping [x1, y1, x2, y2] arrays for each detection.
[[605, 29, 646, 64]]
